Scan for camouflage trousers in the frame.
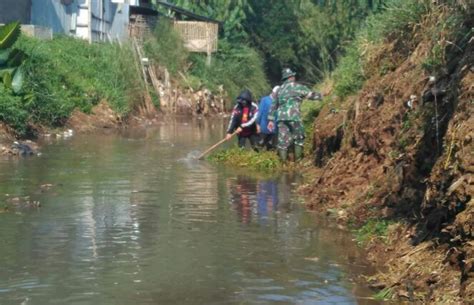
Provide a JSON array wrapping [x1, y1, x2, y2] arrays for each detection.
[[276, 120, 305, 150]]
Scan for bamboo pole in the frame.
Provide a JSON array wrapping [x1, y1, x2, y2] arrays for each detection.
[[197, 131, 238, 160]]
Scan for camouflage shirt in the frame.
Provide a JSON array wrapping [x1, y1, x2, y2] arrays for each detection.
[[268, 79, 321, 122]]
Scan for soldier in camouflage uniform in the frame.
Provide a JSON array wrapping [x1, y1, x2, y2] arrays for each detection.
[[267, 68, 322, 161]]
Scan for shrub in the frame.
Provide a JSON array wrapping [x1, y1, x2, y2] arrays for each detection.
[[144, 22, 270, 104], [332, 43, 365, 98], [0, 86, 28, 135], [144, 20, 189, 76], [331, 0, 435, 98], [188, 40, 270, 102], [364, 0, 431, 43]]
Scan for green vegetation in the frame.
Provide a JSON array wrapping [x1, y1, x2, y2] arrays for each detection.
[[144, 20, 269, 101], [332, 44, 365, 98], [373, 287, 394, 301], [0, 22, 28, 132], [187, 41, 269, 101], [165, 0, 386, 83], [331, 0, 431, 97], [144, 20, 188, 77], [301, 99, 325, 128], [332, 0, 468, 97], [301, 98, 327, 153], [354, 219, 392, 245], [208, 147, 282, 172], [0, 22, 26, 94], [1, 35, 143, 135]]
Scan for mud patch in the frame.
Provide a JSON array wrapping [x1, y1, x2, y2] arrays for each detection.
[[66, 100, 123, 133]]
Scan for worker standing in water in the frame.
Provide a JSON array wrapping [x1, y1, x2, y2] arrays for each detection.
[[257, 86, 280, 150], [268, 68, 322, 161], [225, 89, 259, 151]]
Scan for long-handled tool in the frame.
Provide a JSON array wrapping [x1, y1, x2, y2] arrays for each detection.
[[197, 131, 238, 160]]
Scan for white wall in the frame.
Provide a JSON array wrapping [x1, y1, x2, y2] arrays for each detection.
[[31, 0, 130, 42], [90, 0, 129, 42]]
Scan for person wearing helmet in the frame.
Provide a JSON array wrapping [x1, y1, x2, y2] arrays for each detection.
[[225, 89, 259, 150], [256, 86, 280, 150], [267, 68, 322, 161]]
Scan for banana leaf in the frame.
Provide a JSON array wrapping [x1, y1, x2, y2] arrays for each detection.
[[12, 66, 23, 93], [0, 49, 11, 66], [0, 22, 21, 50], [1, 69, 13, 88], [7, 49, 26, 67]]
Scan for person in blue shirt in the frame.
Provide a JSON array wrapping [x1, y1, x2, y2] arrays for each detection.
[[256, 86, 279, 150]]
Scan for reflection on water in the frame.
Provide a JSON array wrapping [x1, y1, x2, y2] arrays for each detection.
[[0, 117, 379, 305]]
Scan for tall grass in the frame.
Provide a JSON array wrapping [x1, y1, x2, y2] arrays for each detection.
[[144, 20, 189, 76], [331, 0, 439, 98], [143, 21, 270, 103], [0, 36, 143, 135], [188, 41, 269, 101], [0, 86, 28, 134]]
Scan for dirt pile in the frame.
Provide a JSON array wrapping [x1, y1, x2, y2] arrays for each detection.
[[66, 100, 123, 133], [301, 6, 473, 303]]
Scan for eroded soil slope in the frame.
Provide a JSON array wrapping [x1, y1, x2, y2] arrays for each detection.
[[302, 7, 473, 303]]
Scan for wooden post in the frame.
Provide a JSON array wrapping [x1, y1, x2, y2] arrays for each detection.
[[206, 51, 212, 67], [206, 23, 212, 66]]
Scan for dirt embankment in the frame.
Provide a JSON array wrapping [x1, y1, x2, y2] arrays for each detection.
[[301, 8, 473, 304], [0, 99, 154, 156]]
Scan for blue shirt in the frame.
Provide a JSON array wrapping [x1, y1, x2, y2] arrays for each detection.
[[257, 95, 275, 134]]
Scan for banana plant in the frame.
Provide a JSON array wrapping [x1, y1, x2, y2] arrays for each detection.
[[0, 21, 25, 94]]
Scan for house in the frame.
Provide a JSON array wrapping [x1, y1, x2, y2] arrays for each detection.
[[0, 0, 219, 53], [0, 0, 135, 42], [155, 1, 220, 56]]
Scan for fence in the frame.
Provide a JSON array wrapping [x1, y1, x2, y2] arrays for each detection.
[[172, 21, 218, 54]]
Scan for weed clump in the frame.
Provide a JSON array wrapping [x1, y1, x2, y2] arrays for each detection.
[[354, 219, 392, 246], [209, 148, 282, 172]]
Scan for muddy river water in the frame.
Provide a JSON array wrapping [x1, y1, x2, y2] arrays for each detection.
[[0, 118, 379, 304]]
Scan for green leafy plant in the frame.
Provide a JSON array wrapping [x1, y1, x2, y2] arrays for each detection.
[[0, 21, 21, 49], [373, 287, 394, 300], [0, 22, 26, 93], [355, 219, 392, 245]]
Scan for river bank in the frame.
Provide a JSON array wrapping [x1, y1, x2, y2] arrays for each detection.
[[298, 3, 473, 303]]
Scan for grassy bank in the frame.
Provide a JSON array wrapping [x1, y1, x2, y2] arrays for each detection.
[[331, 0, 465, 98], [1, 36, 143, 136], [1, 18, 271, 137]]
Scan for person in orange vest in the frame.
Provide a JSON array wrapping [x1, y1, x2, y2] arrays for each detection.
[[225, 89, 259, 151]]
